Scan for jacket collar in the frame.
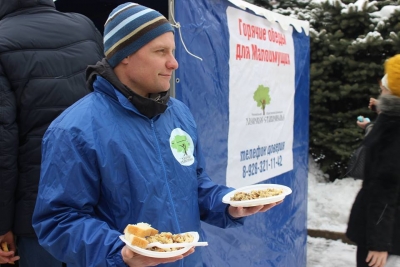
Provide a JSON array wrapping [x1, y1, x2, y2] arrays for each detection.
[[86, 59, 170, 119], [0, 0, 55, 20], [377, 94, 400, 117]]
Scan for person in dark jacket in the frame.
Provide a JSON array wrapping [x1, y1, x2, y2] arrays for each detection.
[[0, 0, 104, 265], [347, 54, 400, 267]]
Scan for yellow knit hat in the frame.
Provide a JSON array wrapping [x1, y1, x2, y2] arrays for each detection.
[[382, 54, 400, 97]]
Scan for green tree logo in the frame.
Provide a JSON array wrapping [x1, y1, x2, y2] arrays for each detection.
[[253, 85, 271, 115], [171, 135, 190, 155]]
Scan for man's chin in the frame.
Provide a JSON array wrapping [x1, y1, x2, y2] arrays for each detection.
[[159, 87, 170, 93]]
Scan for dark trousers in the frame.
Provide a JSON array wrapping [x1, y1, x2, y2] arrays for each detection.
[[0, 238, 67, 267], [17, 237, 63, 267]]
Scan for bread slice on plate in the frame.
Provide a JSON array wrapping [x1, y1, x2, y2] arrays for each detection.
[[124, 232, 149, 249], [123, 222, 159, 248], [124, 222, 159, 238]]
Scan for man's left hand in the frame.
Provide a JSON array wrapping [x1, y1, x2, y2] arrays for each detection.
[[228, 200, 283, 218]]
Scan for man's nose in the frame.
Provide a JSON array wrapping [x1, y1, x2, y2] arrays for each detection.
[[167, 55, 179, 70]]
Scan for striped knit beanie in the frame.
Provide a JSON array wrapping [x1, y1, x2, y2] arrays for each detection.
[[104, 3, 174, 68]]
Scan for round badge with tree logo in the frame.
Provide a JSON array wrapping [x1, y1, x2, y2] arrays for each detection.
[[169, 128, 195, 166]]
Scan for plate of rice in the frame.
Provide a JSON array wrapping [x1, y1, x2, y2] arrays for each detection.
[[222, 184, 292, 207]]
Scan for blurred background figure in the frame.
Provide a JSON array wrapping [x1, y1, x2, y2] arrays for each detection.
[[356, 82, 384, 135], [0, 0, 103, 266], [347, 54, 400, 267]]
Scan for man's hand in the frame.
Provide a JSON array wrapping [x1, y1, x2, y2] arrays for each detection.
[[366, 251, 388, 267], [0, 231, 19, 264], [121, 245, 195, 267], [228, 200, 283, 218]]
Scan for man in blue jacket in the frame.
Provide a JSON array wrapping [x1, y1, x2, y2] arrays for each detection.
[[32, 3, 281, 267]]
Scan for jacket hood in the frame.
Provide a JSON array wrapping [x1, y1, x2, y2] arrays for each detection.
[[378, 94, 400, 117], [0, 0, 55, 20], [86, 58, 170, 118]]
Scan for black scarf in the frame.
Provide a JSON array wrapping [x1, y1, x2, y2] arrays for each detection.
[[86, 58, 170, 119]]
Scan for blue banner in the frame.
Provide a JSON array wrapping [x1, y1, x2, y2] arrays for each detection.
[[174, 0, 310, 266]]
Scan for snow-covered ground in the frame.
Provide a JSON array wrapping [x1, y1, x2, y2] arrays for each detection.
[[307, 236, 357, 267], [307, 158, 362, 266]]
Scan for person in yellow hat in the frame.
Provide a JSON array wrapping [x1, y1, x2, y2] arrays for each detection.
[[347, 54, 400, 267]]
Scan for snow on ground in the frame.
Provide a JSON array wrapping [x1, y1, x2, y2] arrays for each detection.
[[307, 158, 362, 266], [307, 158, 362, 233], [307, 236, 357, 267]]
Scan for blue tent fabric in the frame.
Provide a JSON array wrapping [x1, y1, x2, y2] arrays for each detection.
[[174, 0, 310, 266]]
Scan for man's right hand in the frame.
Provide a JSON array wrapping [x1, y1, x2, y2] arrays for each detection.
[[0, 231, 20, 264], [121, 245, 194, 267]]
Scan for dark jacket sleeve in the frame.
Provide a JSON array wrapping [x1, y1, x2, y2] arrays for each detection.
[[0, 61, 19, 235], [365, 134, 400, 251], [364, 122, 374, 136]]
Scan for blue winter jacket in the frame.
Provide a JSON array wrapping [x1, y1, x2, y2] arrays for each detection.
[[32, 68, 244, 266]]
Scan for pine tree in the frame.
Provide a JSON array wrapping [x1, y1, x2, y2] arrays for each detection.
[[247, 0, 400, 179], [252, 0, 275, 10], [250, 0, 309, 10], [307, 0, 400, 179]]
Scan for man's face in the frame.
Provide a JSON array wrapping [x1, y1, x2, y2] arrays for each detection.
[[119, 32, 178, 97]]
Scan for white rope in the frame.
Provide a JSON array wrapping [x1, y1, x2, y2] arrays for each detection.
[[169, 0, 203, 61]]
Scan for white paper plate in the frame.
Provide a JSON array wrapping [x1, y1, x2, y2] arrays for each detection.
[[119, 231, 199, 258], [222, 184, 292, 207]]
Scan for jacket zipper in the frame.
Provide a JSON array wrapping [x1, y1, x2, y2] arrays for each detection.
[[150, 120, 181, 233]]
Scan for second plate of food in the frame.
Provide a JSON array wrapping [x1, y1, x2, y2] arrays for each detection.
[[120, 231, 199, 258], [222, 184, 292, 207]]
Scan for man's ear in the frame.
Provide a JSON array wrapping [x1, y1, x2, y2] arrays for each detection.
[[120, 56, 130, 65]]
